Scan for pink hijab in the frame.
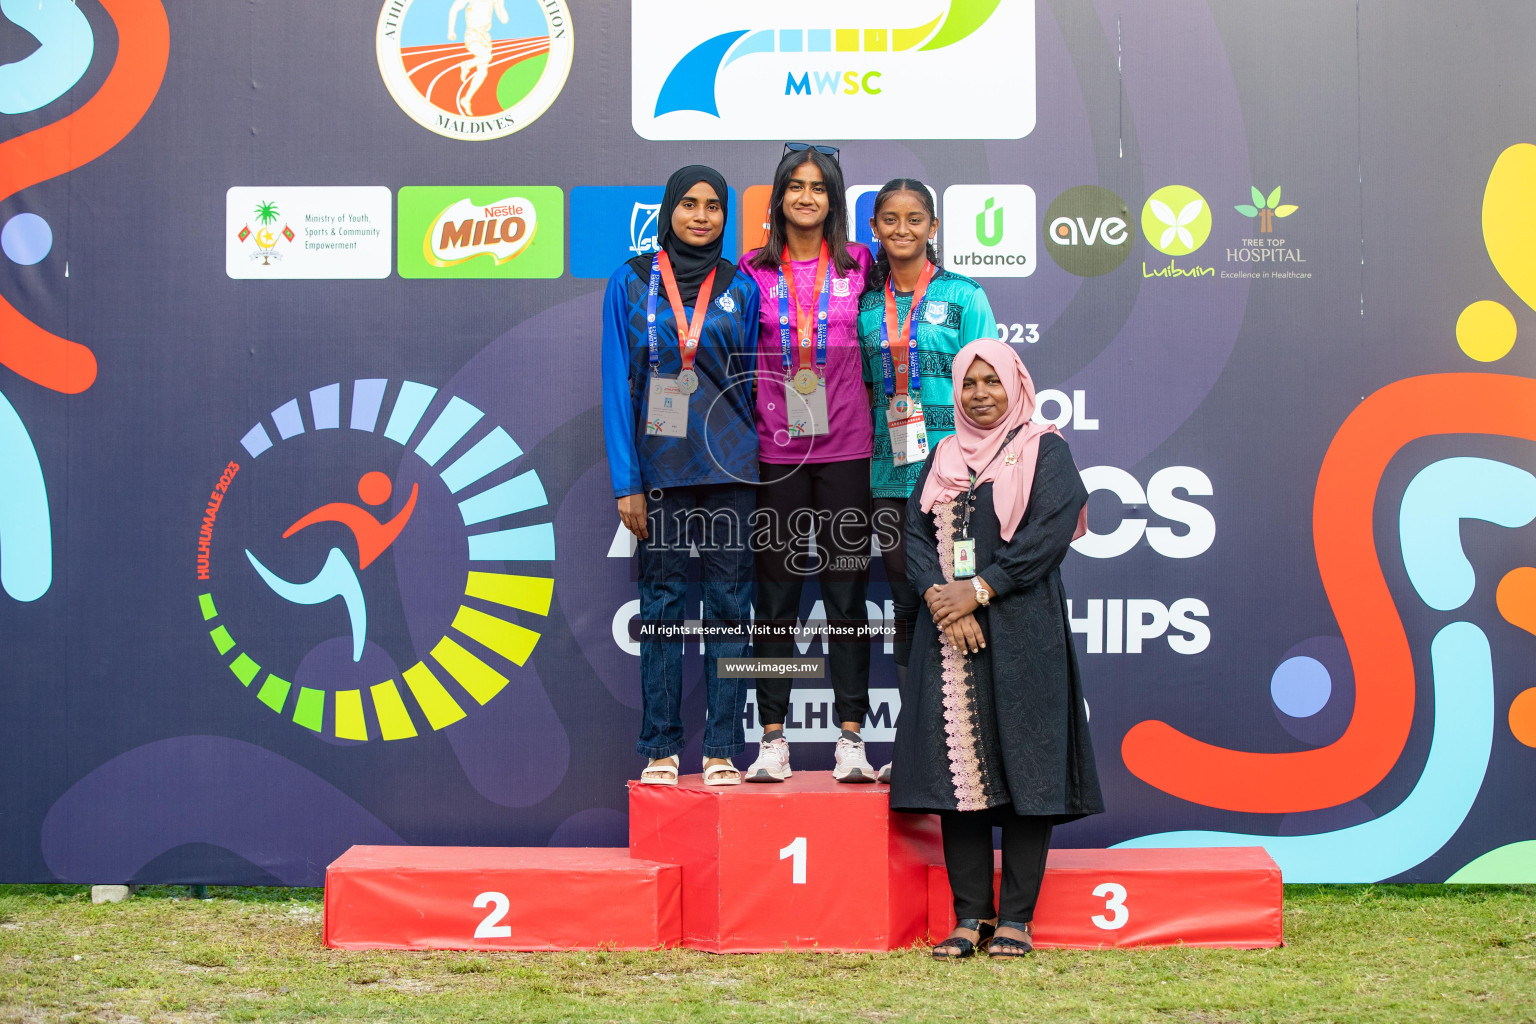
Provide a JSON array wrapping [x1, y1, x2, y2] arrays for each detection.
[[919, 338, 1086, 543]]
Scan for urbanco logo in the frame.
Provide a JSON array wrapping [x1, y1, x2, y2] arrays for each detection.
[[632, 0, 1033, 141], [376, 0, 573, 141], [942, 185, 1035, 277], [196, 378, 555, 743], [397, 186, 563, 279], [569, 186, 739, 279], [1042, 185, 1135, 276], [1141, 186, 1212, 257]]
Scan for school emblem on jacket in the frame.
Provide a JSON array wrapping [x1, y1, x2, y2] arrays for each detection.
[[832, 276, 851, 297], [716, 293, 736, 313], [924, 300, 948, 325]]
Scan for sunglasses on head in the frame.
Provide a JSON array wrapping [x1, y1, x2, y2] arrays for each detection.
[[784, 142, 840, 161]]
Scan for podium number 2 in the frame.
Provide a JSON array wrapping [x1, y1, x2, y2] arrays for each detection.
[[1091, 882, 1128, 930], [779, 836, 807, 884], [473, 891, 511, 938]]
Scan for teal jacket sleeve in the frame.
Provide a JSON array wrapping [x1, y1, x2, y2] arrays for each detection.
[[602, 266, 643, 499], [958, 284, 998, 345]]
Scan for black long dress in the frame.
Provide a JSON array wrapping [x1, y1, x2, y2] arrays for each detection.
[[888, 432, 1105, 821]]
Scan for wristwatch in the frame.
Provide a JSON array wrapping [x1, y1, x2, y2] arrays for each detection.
[[971, 577, 990, 606]]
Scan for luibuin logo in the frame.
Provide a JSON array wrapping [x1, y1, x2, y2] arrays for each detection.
[[1042, 185, 1134, 276], [976, 197, 1004, 247], [196, 378, 555, 743], [568, 186, 739, 279], [376, 0, 573, 142], [1141, 186, 1212, 257], [1234, 185, 1297, 234], [398, 186, 563, 279], [633, 0, 1033, 141]]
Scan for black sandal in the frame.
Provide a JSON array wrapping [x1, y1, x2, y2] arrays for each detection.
[[986, 919, 1033, 958], [931, 918, 996, 960]]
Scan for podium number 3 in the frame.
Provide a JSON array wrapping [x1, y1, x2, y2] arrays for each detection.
[[779, 836, 807, 884], [473, 891, 511, 938], [1091, 882, 1128, 930]]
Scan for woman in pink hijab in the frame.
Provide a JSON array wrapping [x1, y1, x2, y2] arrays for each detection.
[[888, 338, 1103, 960]]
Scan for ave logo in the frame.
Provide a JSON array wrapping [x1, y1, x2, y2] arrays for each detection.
[[1043, 186, 1135, 276], [942, 184, 1036, 278]]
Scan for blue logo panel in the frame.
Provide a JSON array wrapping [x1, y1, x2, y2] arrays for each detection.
[[570, 186, 738, 280]]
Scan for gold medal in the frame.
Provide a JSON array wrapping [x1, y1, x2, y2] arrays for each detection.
[[792, 368, 818, 395]]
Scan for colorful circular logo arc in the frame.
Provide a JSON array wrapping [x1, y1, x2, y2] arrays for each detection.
[[376, 0, 573, 142], [1141, 185, 1211, 257], [198, 379, 554, 742]]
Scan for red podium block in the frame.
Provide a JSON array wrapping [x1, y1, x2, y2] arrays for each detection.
[[927, 847, 1282, 948], [324, 846, 682, 951], [628, 772, 941, 952]]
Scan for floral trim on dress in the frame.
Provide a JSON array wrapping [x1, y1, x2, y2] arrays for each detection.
[[934, 501, 989, 811]]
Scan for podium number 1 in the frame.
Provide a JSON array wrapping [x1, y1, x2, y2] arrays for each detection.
[[473, 891, 512, 938], [1091, 882, 1128, 930], [779, 836, 807, 884]]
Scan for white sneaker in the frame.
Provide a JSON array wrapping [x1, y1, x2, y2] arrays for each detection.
[[745, 732, 791, 782], [833, 731, 877, 783], [877, 762, 892, 784]]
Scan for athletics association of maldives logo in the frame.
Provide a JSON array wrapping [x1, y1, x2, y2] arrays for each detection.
[[376, 0, 573, 141], [633, 0, 1032, 141], [195, 378, 555, 743]]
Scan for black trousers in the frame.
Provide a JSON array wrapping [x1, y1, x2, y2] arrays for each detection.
[[941, 810, 1054, 923], [874, 496, 919, 668], [755, 458, 872, 727]]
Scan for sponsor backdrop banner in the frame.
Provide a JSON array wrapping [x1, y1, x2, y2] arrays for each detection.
[[2, 0, 1535, 884]]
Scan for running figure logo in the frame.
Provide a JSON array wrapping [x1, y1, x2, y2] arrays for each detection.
[[245, 471, 419, 663], [446, 0, 507, 116]]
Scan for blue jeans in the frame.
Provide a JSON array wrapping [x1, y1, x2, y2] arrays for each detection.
[[635, 483, 754, 760]]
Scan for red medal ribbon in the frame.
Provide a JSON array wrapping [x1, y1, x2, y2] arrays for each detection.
[[883, 260, 935, 397], [783, 241, 830, 374], [657, 250, 717, 373]]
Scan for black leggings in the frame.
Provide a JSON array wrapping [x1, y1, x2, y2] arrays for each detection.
[[755, 458, 872, 727], [874, 497, 918, 668], [941, 810, 1054, 923]]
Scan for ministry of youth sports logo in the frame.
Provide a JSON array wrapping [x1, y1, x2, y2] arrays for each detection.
[[195, 378, 555, 743], [377, 0, 573, 141]]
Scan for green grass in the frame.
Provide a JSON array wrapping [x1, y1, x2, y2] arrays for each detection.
[[0, 884, 1532, 1022]]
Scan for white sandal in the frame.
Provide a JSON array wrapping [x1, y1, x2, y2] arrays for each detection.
[[702, 758, 741, 786], [640, 756, 679, 786]]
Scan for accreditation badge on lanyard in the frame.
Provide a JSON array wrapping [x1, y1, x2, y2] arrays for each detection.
[[644, 251, 716, 438], [779, 242, 832, 438], [880, 262, 935, 467]]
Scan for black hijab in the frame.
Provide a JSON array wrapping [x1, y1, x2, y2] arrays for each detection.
[[628, 164, 735, 306]]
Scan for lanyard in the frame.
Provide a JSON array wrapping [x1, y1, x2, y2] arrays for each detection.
[[777, 242, 831, 375], [646, 251, 717, 373], [960, 425, 1025, 539], [878, 261, 935, 397]]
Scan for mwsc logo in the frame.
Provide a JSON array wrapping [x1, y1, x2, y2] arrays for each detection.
[[196, 379, 555, 743], [376, 0, 573, 141], [1043, 186, 1135, 276], [632, 0, 1033, 141]]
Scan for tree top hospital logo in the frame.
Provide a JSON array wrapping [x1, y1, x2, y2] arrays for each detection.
[[376, 0, 573, 141], [631, 0, 1034, 141], [196, 379, 555, 743]]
